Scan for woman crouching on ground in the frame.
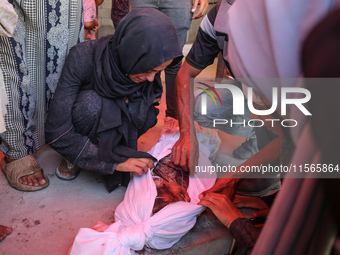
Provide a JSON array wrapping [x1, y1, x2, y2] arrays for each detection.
[[45, 8, 182, 192]]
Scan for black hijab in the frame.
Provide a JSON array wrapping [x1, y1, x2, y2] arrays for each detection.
[[93, 8, 183, 165]]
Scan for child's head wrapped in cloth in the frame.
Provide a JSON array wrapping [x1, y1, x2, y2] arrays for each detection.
[[151, 154, 191, 214], [70, 132, 219, 255]]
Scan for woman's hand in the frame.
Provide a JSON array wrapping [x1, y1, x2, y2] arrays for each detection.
[[198, 193, 244, 228], [116, 158, 154, 176]]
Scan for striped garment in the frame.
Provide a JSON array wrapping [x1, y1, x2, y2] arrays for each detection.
[[0, 0, 84, 159]]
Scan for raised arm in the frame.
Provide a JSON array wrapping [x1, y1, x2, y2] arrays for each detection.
[[171, 60, 202, 175], [171, 5, 222, 174]]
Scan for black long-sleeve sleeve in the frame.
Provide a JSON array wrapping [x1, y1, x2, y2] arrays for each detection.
[[45, 41, 114, 174], [229, 218, 260, 255]]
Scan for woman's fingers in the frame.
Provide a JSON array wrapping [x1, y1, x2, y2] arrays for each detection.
[[132, 158, 154, 174], [116, 158, 154, 175], [136, 158, 154, 170]]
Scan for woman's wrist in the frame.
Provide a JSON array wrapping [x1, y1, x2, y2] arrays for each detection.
[[226, 212, 245, 228]]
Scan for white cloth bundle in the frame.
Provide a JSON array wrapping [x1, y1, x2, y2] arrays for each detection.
[[70, 134, 217, 254]]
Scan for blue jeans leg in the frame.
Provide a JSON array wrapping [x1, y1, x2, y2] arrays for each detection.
[[130, 0, 192, 119]]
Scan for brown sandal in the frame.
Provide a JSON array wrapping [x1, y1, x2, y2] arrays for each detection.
[[1, 155, 49, 192]]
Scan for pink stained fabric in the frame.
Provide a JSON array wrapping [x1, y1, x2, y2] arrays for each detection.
[[0, 0, 18, 37], [83, 0, 96, 22]]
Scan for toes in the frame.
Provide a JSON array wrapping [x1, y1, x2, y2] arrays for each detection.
[[20, 171, 46, 186], [20, 176, 28, 185], [28, 171, 46, 186], [69, 167, 80, 178], [27, 175, 38, 186], [26, 175, 34, 186], [39, 178, 47, 185], [57, 160, 79, 179], [36, 171, 47, 185], [34, 171, 46, 186], [58, 160, 69, 175]]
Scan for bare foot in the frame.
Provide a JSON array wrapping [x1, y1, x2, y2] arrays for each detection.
[[57, 159, 80, 179], [19, 171, 47, 186], [0, 225, 12, 242], [5, 158, 47, 187]]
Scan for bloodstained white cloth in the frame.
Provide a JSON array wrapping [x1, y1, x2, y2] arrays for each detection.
[[70, 134, 217, 254]]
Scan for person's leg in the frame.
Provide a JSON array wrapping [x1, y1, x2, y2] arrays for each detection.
[[130, 0, 192, 120], [111, 0, 129, 28], [0, 0, 83, 189], [56, 90, 102, 180], [164, 62, 181, 120], [0, 11, 48, 187], [129, 0, 158, 11], [72, 90, 102, 140], [0, 225, 12, 242], [160, 0, 193, 120]]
